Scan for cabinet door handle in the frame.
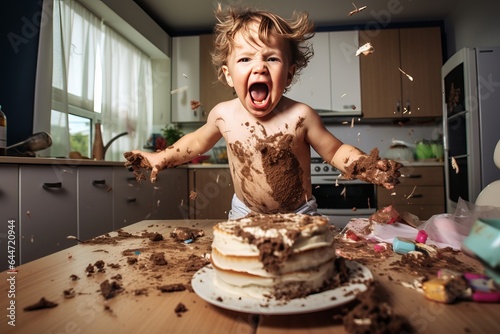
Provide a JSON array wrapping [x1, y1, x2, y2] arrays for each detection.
[[401, 174, 422, 179], [92, 179, 106, 186], [127, 197, 137, 203], [396, 101, 401, 113], [43, 182, 62, 190], [406, 99, 410, 114]]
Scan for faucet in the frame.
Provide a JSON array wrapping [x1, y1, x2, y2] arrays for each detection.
[[103, 131, 128, 160]]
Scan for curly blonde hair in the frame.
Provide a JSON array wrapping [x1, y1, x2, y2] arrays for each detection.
[[211, 4, 315, 88]]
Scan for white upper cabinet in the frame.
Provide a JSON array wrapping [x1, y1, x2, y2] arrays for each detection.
[[171, 36, 203, 122], [285, 31, 361, 114], [286, 32, 331, 110], [329, 31, 361, 113]]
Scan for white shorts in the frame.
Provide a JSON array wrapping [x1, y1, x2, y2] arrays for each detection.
[[228, 194, 319, 220]]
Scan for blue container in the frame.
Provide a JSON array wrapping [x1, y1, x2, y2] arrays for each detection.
[[463, 218, 500, 283], [393, 237, 416, 254]]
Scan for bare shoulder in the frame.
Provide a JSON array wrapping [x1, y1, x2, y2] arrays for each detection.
[[279, 96, 323, 127], [207, 98, 240, 120], [205, 98, 242, 134]]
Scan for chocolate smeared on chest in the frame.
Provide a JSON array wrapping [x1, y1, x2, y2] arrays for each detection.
[[255, 132, 304, 211]]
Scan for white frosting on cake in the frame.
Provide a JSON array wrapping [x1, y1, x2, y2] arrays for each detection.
[[210, 213, 336, 300], [212, 214, 334, 256], [212, 260, 335, 299]]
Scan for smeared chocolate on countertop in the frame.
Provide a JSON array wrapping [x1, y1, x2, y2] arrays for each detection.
[[23, 297, 58, 311]]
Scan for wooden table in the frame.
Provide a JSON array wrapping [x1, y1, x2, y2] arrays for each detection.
[[2, 219, 499, 333]]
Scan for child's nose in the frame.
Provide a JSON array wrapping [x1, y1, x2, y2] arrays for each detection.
[[252, 61, 268, 74]]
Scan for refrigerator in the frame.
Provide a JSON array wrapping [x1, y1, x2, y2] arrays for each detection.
[[442, 46, 500, 213]]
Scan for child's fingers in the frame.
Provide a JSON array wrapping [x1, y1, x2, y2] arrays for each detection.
[[150, 167, 158, 182]]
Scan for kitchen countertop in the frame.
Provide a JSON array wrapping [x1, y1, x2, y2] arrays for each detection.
[[0, 155, 125, 166], [397, 160, 445, 167], [1, 156, 442, 168], [0, 156, 230, 168], [2, 219, 498, 333]]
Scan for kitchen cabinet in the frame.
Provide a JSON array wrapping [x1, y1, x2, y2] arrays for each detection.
[[189, 168, 234, 219], [172, 35, 234, 123], [285, 31, 361, 113], [359, 27, 442, 119], [171, 36, 203, 122], [200, 34, 235, 119], [0, 165, 19, 271], [19, 164, 78, 264], [113, 167, 189, 229], [78, 166, 113, 241], [377, 165, 445, 220], [0, 159, 190, 264]]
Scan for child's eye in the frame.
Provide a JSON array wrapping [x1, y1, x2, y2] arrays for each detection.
[[267, 57, 280, 62], [238, 58, 250, 63]]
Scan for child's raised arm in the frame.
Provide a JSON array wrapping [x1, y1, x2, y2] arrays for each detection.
[[124, 112, 223, 182]]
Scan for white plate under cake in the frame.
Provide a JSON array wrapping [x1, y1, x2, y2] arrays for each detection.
[[192, 261, 372, 315]]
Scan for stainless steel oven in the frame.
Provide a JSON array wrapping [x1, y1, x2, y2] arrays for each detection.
[[310, 158, 376, 229]]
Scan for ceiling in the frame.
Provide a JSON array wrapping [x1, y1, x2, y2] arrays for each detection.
[[133, 0, 459, 36]]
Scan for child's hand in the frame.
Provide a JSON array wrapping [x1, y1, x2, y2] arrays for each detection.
[[123, 150, 161, 182], [370, 159, 403, 189], [342, 149, 403, 189]]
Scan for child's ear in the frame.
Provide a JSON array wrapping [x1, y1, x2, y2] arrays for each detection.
[[286, 64, 297, 86], [222, 65, 234, 87]]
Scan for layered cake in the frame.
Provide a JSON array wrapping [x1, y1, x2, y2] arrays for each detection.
[[211, 213, 342, 300]]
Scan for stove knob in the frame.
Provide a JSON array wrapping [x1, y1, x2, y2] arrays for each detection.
[[314, 166, 321, 172], [323, 166, 329, 172]]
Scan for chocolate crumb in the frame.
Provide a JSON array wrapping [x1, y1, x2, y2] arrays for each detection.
[[150, 252, 168, 265], [100, 280, 123, 299], [69, 274, 80, 281], [24, 297, 58, 311], [63, 288, 76, 299], [184, 254, 210, 272], [157, 283, 186, 293], [85, 263, 95, 275], [111, 274, 122, 280], [170, 227, 204, 242], [149, 232, 164, 241], [117, 230, 134, 238], [341, 282, 411, 334], [175, 302, 188, 316], [94, 260, 105, 272]]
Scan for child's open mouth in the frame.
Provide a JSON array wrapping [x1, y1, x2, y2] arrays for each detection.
[[249, 83, 269, 107]]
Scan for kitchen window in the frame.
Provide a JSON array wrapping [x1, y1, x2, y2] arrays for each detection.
[[34, 0, 153, 160]]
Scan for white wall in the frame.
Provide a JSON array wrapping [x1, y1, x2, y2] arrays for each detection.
[[189, 120, 443, 161], [314, 122, 442, 158], [444, 0, 500, 58]]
